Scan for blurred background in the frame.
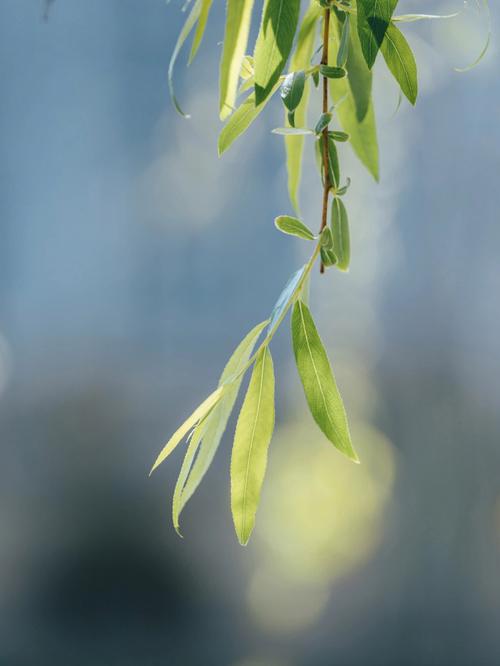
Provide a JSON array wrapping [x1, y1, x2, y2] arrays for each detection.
[[0, 1, 499, 664]]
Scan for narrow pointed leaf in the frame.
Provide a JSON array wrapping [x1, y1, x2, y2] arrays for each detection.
[[176, 321, 269, 521], [285, 2, 320, 213], [356, 0, 399, 69], [275, 215, 315, 240], [337, 13, 350, 67], [268, 265, 307, 335], [254, 0, 301, 105], [168, 0, 202, 117], [189, 0, 213, 64], [218, 82, 280, 155], [150, 386, 224, 474], [219, 0, 255, 120], [231, 347, 275, 545], [172, 424, 204, 534], [291, 300, 358, 462], [380, 23, 418, 105], [331, 197, 350, 270]]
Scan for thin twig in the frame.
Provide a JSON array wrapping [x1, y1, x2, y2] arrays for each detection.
[[319, 8, 331, 273]]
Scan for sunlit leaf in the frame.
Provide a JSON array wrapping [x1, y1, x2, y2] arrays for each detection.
[[168, 0, 202, 118], [337, 13, 350, 67], [275, 215, 315, 240], [218, 82, 280, 155], [285, 2, 321, 214], [189, 0, 213, 64], [381, 23, 418, 105], [356, 0, 399, 69], [150, 386, 224, 474], [231, 347, 275, 545], [219, 0, 255, 120], [331, 197, 350, 270], [292, 300, 358, 462], [330, 18, 379, 180], [254, 0, 301, 105], [268, 265, 307, 336], [175, 321, 269, 523]]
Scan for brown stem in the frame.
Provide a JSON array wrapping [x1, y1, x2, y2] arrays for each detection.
[[319, 7, 331, 274]]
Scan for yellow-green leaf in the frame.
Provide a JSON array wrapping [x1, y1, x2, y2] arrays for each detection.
[[168, 0, 202, 118], [285, 2, 320, 213], [231, 347, 275, 545], [175, 321, 269, 523], [291, 300, 358, 462], [219, 0, 255, 121], [331, 197, 350, 271], [150, 386, 224, 474], [356, 0, 399, 69], [380, 22, 418, 105], [254, 0, 301, 105], [275, 215, 315, 240], [189, 0, 213, 65], [218, 83, 280, 155]]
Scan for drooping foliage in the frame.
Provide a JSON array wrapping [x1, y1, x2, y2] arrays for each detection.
[[154, 0, 489, 544]]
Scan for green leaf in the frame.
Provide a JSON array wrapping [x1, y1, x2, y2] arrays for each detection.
[[150, 386, 224, 474], [254, 0, 301, 105], [327, 136, 340, 188], [268, 265, 307, 335], [219, 0, 255, 121], [320, 246, 337, 267], [335, 177, 351, 196], [329, 22, 379, 180], [320, 226, 333, 249], [291, 300, 358, 462], [356, 0, 399, 69], [331, 197, 350, 270], [315, 112, 332, 135], [172, 423, 204, 535], [319, 65, 347, 79], [280, 70, 306, 112], [336, 13, 350, 67], [231, 347, 275, 545], [168, 0, 202, 118], [285, 2, 320, 214], [175, 321, 269, 524], [189, 0, 213, 65], [240, 55, 255, 80], [329, 130, 349, 142], [275, 215, 315, 240], [218, 82, 280, 155], [380, 23, 418, 105]]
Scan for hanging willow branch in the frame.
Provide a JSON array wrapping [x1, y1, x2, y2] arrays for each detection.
[[151, 0, 489, 545]]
